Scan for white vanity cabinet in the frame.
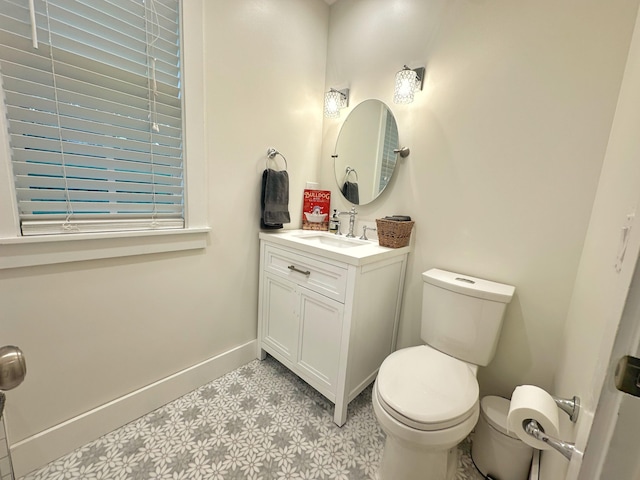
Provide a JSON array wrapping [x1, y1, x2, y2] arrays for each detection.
[[257, 230, 410, 426]]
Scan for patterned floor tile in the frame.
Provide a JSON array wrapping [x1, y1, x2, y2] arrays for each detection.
[[20, 356, 485, 480]]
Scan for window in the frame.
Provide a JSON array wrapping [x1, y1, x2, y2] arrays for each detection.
[[0, 0, 184, 236]]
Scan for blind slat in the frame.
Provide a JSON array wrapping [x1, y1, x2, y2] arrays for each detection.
[[5, 94, 182, 137], [1, 64, 182, 119], [18, 200, 183, 214], [15, 176, 183, 196], [8, 106, 183, 147], [12, 162, 183, 188], [12, 149, 183, 176], [16, 188, 182, 205], [8, 121, 183, 160], [9, 136, 183, 166]]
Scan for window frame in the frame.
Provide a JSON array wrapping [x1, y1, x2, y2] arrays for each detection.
[[0, 0, 208, 270]]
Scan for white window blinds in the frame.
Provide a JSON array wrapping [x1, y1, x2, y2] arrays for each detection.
[[0, 0, 184, 236]]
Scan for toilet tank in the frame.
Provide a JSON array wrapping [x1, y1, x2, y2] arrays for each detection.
[[421, 269, 515, 366]]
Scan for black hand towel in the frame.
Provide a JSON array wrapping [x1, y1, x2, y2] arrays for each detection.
[[261, 168, 290, 229], [341, 181, 359, 205]]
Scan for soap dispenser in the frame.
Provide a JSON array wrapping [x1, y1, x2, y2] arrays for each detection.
[[329, 210, 340, 234]]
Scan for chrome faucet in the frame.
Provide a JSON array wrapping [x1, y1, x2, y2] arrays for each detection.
[[338, 206, 358, 238]]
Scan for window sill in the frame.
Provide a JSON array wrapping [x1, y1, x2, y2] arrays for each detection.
[[0, 227, 210, 269]]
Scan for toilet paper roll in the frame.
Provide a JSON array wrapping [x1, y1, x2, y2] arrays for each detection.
[[507, 385, 560, 450]]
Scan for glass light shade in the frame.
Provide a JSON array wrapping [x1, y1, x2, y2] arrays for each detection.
[[393, 68, 418, 104], [324, 89, 346, 118]]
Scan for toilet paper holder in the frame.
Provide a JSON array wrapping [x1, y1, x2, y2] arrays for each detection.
[[551, 394, 580, 423], [524, 395, 581, 461], [524, 420, 580, 461]]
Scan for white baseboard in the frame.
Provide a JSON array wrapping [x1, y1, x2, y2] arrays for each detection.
[[10, 340, 257, 478]]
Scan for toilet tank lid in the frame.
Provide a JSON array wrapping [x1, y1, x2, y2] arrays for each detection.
[[422, 268, 515, 303]]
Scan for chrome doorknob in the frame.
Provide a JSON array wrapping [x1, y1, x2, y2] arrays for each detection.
[[0, 345, 26, 391]]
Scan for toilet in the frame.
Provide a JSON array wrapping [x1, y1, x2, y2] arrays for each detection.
[[373, 268, 515, 480]]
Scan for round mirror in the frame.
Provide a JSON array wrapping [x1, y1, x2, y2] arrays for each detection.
[[333, 99, 399, 205]]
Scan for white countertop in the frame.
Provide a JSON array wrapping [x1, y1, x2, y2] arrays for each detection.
[[259, 229, 411, 266]]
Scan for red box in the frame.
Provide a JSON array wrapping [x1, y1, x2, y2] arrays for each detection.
[[302, 189, 331, 231]]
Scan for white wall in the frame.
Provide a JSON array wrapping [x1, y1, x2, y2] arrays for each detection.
[[0, 0, 329, 475], [320, 0, 639, 399], [543, 5, 640, 478]]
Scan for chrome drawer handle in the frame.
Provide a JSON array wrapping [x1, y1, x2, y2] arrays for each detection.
[[288, 265, 311, 276]]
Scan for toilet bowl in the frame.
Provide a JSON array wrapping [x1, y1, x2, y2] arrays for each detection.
[[373, 345, 480, 480], [373, 269, 515, 480]]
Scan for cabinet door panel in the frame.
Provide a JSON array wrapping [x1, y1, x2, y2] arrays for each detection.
[[262, 274, 298, 362], [297, 288, 344, 392]]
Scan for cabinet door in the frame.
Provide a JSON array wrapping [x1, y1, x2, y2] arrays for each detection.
[[262, 273, 299, 363], [297, 287, 344, 394]]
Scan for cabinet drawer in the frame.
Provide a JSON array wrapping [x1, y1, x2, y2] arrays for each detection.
[[263, 244, 347, 303]]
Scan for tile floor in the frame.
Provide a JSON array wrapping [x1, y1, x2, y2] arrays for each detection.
[[20, 356, 485, 480]]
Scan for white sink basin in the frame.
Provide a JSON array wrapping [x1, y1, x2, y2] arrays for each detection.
[[260, 229, 411, 266], [294, 233, 369, 249]]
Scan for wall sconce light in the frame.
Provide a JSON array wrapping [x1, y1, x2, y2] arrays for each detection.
[[393, 65, 425, 104], [324, 88, 349, 118]]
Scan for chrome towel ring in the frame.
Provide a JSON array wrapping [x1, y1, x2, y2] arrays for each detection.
[[266, 148, 288, 171]]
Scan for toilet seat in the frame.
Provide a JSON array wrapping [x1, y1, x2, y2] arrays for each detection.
[[376, 345, 479, 431]]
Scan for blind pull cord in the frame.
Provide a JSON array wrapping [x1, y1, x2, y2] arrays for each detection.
[[151, 58, 159, 133], [145, 0, 161, 224], [44, 0, 74, 227]]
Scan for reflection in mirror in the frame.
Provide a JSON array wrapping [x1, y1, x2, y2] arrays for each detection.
[[333, 99, 399, 205]]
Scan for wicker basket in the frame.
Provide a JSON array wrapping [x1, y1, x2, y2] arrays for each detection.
[[376, 218, 414, 248]]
